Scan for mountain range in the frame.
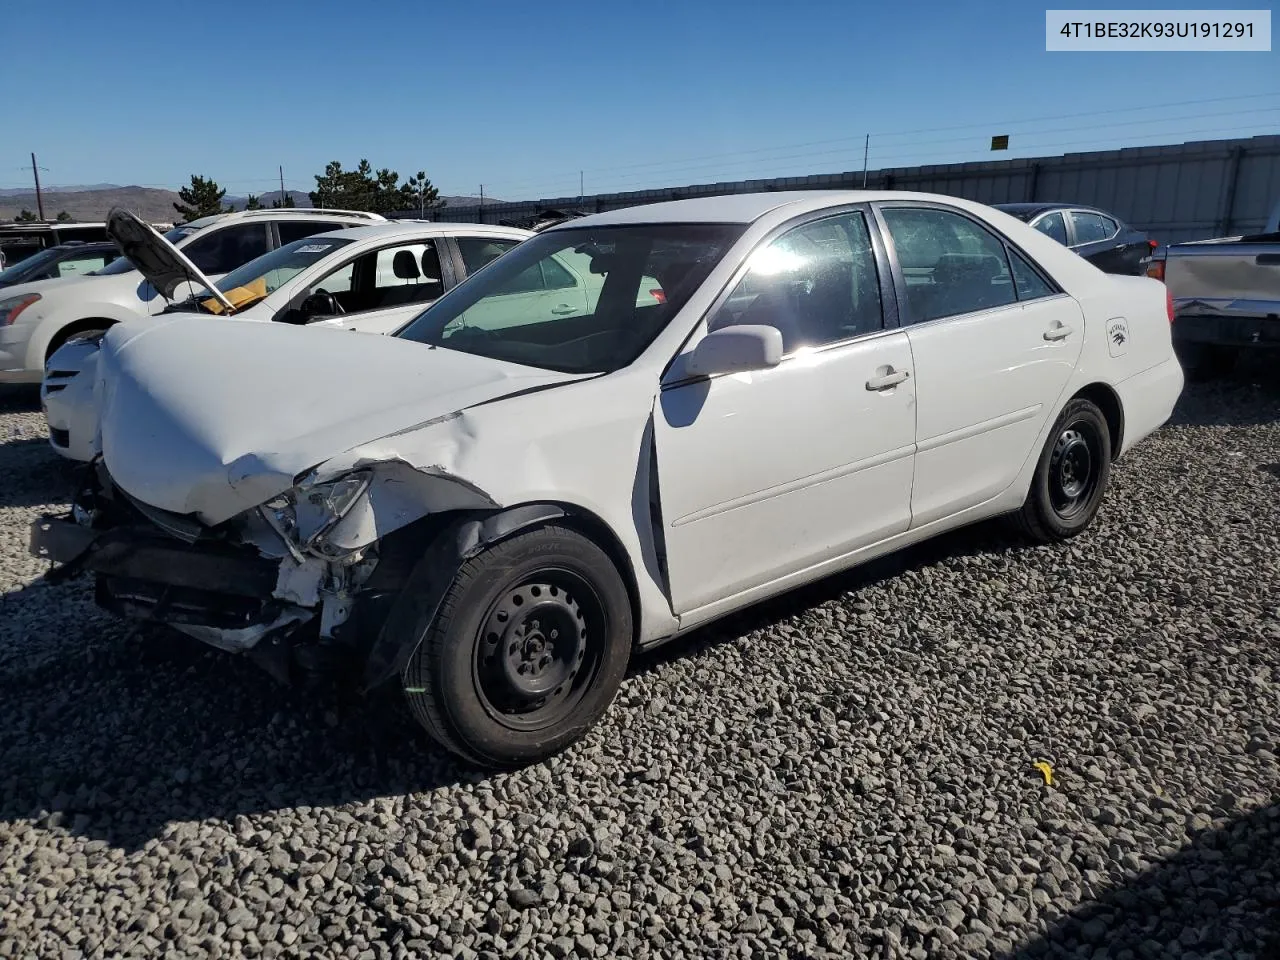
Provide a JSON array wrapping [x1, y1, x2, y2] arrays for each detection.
[[0, 185, 506, 223]]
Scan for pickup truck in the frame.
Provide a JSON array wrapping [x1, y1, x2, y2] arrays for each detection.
[[1159, 198, 1280, 379]]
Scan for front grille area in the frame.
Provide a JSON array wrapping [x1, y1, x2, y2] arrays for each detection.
[[97, 576, 277, 630]]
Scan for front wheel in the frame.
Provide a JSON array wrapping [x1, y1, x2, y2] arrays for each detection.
[[1014, 398, 1112, 544], [402, 525, 633, 769]]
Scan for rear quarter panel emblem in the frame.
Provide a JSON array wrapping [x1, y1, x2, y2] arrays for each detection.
[[1106, 318, 1130, 357]]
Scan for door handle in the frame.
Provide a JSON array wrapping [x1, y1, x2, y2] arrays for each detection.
[[1043, 325, 1074, 341], [551, 304, 576, 315], [865, 369, 910, 391], [1114, 243, 1126, 250]]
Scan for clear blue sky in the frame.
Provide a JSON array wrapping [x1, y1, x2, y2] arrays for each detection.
[[2, 0, 1276, 201]]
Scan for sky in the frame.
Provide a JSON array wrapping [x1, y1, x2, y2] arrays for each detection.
[[2, 0, 1277, 202]]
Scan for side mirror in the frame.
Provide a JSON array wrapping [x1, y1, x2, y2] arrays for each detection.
[[684, 325, 783, 377], [301, 291, 339, 318]]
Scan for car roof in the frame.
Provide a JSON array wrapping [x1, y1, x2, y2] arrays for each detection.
[[544, 190, 996, 228], [993, 202, 1110, 217], [305, 221, 533, 244]]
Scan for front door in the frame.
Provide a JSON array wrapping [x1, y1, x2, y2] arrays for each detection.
[[876, 203, 1085, 527], [654, 210, 916, 615]]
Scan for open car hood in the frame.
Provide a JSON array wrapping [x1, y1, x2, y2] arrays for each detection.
[[95, 316, 586, 524], [105, 207, 235, 312]]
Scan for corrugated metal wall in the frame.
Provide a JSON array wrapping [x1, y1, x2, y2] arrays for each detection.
[[400, 134, 1280, 243]]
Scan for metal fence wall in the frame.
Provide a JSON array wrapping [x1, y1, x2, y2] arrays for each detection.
[[398, 134, 1280, 243]]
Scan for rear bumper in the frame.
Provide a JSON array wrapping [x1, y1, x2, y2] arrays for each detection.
[[1173, 313, 1280, 348]]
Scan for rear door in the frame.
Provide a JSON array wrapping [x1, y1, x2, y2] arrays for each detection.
[[452, 236, 591, 330], [875, 201, 1085, 527]]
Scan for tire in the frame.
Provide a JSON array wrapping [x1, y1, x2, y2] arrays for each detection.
[[402, 524, 633, 769], [1014, 398, 1112, 544], [1177, 342, 1236, 382]]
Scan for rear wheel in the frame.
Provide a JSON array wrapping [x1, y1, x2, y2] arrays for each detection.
[[402, 525, 632, 769], [1015, 398, 1111, 544]]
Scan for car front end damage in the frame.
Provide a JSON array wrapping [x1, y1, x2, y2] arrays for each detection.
[[28, 457, 543, 690]]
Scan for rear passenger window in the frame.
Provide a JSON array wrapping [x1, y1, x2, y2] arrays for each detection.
[[182, 223, 270, 274], [710, 211, 883, 352], [1068, 211, 1108, 245], [881, 207, 1017, 324], [1008, 249, 1056, 301]]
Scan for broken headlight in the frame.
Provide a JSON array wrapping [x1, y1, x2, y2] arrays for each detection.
[[260, 470, 371, 558]]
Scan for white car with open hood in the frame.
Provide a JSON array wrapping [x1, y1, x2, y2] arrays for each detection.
[[29, 190, 1184, 769], [1, 207, 386, 384], [42, 211, 536, 460]]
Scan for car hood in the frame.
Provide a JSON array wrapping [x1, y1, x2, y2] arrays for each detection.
[[96, 316, 585, 523], [106, 208, 234, 311], [0, 274, 97, 300]]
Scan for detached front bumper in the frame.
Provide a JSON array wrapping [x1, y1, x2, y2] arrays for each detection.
[[29, 514, 296, 651]]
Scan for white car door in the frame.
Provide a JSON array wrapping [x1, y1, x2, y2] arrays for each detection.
[[875, 203, 1085, 528], [654, 210, 916, 615]]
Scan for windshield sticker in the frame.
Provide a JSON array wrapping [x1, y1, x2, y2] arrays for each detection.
[[295, 243, 334, 254]]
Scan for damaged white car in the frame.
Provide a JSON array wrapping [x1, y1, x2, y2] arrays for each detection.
[[43, 210, 535, 461], [30, 191, 1184, 769]]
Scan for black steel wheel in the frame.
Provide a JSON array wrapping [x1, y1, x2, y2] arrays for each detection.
[[1015, 398, 1112, 543], [401, 524, 632, 769]]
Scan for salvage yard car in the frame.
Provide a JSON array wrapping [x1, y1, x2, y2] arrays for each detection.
[[29, 190, 1184, 769], [42, 210, 535, 461], [0, 207, 385, 384], [1161, 197, 1280, 379], [993, 202, 1156, 276]]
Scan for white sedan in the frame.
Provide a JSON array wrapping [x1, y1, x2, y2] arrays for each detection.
[[42, 213, 535, 461], [29, 190, 1184, 769]]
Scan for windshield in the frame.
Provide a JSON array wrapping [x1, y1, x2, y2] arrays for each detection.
[[0, 247, 61, 284], [395, 223, 743, 374], [176, 236, 355, 314], [90, 224, 200, 276]]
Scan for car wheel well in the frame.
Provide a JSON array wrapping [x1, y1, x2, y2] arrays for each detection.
[[370, 503, 643, 648], [535, 505, 643, 648], [46, 318, 116, 362], [1071, 382, 1124, 460]]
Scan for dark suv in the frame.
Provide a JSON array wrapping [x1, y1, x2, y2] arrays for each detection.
[[994, 203, 1155, 276]]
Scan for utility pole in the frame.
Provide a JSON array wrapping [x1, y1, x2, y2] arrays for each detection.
[[479, 184, 484, 223], [861, 135, 869, 189], [278, 165, 286, 206], [31, 152, 45, 220], [579, 170, 584, 198]]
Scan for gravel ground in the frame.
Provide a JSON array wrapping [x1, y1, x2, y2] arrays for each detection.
[[1, 360, 1278, 960]]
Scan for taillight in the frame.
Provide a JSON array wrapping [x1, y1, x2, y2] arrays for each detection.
[[1147, 259, 1165, 282], [1148, 239, 1158, 249], [1166, 287, 1174, 323], [649, 288, 666, 304]]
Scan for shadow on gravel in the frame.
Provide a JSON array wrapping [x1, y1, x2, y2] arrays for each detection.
[[1170, 356, 1280, 429], [0, 438, 77, 508], [1004, 803, 1280, 959], [0, 585, 470, 849], [0, 384, 40, 414]]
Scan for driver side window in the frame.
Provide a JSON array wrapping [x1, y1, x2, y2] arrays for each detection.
[[709, 212, 884, 353]]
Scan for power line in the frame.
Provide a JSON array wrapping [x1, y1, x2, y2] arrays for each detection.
[[475, 91, 1280, 195], [477, 119, 1280, 201]]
